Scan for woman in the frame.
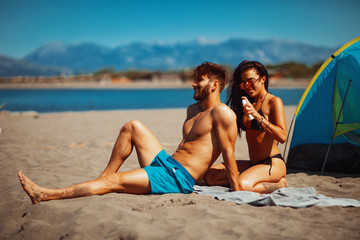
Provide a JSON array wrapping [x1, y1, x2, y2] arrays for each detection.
[[204, 60, 288, 193]]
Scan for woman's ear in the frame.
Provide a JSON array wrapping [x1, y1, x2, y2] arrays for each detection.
[[261, 76, 266, 85]]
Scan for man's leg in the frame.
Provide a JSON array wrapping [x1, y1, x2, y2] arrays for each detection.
[[99, 120, 163, 177], [18, 168, 151, 204]]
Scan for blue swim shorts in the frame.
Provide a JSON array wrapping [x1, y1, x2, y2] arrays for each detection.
[[144, 150, 195, 194]]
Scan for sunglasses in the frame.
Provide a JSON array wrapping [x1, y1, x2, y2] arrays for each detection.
[[239, 76, 261, 90]]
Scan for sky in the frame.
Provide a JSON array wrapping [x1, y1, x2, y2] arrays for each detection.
[[0, 0, 359, 59]]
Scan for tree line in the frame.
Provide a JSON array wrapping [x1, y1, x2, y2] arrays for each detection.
[[0, 61, 324, 84], [94, 61, 323, 80]]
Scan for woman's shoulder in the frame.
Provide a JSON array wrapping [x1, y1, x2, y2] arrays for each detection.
[[267, 93, 284, 112], [268, 93, 284, 106]]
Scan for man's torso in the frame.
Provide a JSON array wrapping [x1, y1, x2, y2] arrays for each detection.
[[172, 103, 224, 180]]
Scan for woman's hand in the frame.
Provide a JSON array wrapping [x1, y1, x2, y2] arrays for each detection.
[[241, 97, 260, 121]]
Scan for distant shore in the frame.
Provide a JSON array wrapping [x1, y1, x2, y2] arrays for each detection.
[[0, 78, 310, 89]]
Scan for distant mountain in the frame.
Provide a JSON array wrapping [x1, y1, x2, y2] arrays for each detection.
[[1, 38, 336, 76], [0, 55, 69, 77], [23, 42, 112, 75]]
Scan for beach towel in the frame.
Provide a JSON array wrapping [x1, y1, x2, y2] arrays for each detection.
[[193, 186, 360, 208]]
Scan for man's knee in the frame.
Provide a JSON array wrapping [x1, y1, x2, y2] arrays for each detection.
[[102, 173, 123, 192], [121, 120, 144, 134]]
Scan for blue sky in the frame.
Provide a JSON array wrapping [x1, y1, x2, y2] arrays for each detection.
[[0, 0, 359, 59]]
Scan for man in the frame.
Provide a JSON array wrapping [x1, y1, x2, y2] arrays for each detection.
[[18, 62, 240, 204]]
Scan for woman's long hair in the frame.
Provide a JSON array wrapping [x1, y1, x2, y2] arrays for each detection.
[[226, 60, 269, 136]]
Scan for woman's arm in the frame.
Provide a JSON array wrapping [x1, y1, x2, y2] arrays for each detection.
[[260, 97, 287, 143], [243, 96, 287, 143]]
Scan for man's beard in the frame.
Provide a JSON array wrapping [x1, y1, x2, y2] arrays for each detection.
[[193, 83, 211, 101]]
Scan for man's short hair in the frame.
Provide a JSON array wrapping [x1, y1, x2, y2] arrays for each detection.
[[193, 62, 227, 92]]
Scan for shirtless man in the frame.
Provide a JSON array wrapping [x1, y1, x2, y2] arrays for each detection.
[[18, 62, 240, 204]]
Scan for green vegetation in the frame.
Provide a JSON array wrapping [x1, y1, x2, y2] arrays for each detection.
[[93, 61, 324, 81], [0, 61, 325, 84], [93, 67, 192, 81], [93, 67, 115, 75], [266, 62, 323, 79]]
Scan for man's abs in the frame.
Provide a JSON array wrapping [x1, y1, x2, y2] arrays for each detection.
[[172, 141, 220, 181]]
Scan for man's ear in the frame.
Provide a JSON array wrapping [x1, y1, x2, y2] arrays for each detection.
[[211, 80, 220, 92]]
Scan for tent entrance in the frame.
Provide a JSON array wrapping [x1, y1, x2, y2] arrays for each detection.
[[322, 79, 352, 172], [344, 131, 360, 145]]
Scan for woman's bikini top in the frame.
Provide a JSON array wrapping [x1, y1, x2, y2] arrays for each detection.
[[242, 92, 268, 131]]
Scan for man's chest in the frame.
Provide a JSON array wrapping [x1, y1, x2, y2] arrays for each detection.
[[183, 112, 213, 139]]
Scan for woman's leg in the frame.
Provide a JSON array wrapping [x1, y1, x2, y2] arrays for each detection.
[[99, 120, 163, 177], [18, 168, 151, 204], [204, 160, 251, 187], [238, 158, 287, 193]]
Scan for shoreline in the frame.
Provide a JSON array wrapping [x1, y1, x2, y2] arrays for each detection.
[[0, 106, 299, 118], [0, 78, 310, 89]]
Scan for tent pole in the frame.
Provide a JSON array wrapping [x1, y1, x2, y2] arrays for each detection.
[[321, 79, 352, 173], [283, 113, 295, 159]]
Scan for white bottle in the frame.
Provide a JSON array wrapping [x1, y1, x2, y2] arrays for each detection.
[[242, 99, 254, 120]]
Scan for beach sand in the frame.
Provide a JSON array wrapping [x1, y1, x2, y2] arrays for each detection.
[[1, 106, 360, 240]]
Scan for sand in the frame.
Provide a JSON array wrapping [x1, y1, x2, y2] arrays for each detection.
[[1, 106, 360, 240]]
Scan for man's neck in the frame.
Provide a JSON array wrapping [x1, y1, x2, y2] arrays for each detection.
[[199, 95, 221, 111]]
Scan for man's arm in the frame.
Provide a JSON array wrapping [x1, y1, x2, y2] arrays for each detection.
[[213, 105, 240, 191]]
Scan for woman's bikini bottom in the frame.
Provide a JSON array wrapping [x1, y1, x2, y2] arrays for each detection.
[[250, 154, 284, 175]]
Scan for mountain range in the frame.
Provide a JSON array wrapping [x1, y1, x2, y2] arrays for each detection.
[[0, 38, 336, 77]]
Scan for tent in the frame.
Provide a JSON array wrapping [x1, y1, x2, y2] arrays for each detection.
[[287, 36, 360, 173]]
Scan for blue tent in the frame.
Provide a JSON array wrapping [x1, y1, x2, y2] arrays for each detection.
[[287, 36, 360, 173]]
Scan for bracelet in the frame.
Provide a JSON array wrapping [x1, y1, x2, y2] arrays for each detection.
[[259, 117, 264, 131], [259, 117, 264, 126], [264, 121, 271, 130]]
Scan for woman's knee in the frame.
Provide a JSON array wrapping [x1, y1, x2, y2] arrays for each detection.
[[238, 178, 255, 191]]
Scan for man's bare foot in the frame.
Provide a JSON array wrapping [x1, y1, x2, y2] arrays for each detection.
[[18, 170, 45, 204]]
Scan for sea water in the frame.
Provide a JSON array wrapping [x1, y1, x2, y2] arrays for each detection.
[[0, 88, 304, 113]]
